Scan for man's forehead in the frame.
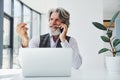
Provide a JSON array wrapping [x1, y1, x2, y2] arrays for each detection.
[[50, 12, 63, 22], [51, 12, 59, 17]]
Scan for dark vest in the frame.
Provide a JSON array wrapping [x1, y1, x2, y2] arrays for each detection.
[[39, 33, 70, 48]]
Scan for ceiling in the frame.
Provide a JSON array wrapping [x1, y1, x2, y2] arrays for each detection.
[[20, 0, 120, 20], [20, 0, 57, 13]]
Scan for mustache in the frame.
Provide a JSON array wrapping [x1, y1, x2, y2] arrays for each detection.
[[50, 25, 59, 28]]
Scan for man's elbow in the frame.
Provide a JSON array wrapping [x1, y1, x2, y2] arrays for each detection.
[[73, 57, 82, 69]]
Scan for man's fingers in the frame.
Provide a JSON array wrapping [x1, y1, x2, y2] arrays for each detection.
[[60, 24, 67, 29], [17, 23, 27, 27], [16, 23, 28, 32], [17, 23, 27, 31], [25, 27, 28, 30], [16, 23, 29, 39]]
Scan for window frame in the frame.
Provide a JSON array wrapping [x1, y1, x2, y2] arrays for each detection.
[[3, 12, 14, 68], [2, 0, 42, 68], [0, 0, 4, 69]]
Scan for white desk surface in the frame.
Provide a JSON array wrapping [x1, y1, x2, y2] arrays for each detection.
[[0, 69, 120, 80]]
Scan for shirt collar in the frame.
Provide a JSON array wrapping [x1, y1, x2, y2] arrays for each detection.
[[49, 33, 60, 38], [49, 33, 60, 42]]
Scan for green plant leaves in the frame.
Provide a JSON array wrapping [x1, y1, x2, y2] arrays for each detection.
[[109, 11, 120, 27], [99, 48, 109, 54], [92, 11, 120, 56], [101, 36, 110, 42], [106, 29, 112, 38], [113, 39, 120, 47], [92, 22, 107, 31]]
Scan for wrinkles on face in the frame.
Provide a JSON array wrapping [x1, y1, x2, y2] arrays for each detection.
[[49, 12, 62, 32]]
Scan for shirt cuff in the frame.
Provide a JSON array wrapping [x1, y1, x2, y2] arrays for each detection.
[[61, 40, 70, 48]]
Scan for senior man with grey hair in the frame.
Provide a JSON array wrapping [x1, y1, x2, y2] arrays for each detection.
[[16, 7, 82, 69]]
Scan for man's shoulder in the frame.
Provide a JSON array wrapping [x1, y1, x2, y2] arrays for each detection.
[[30, 35, 40, 40], [66, 35, 71, 38], [66, 36, 77, 41]]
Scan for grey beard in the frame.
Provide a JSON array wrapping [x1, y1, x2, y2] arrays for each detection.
[[50, 28, 61, 36]]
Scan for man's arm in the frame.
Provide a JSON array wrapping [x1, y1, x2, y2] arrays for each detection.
[[16, 23, 29, 48], [28, 36, 40, 48], [61, 37, 82, 69]]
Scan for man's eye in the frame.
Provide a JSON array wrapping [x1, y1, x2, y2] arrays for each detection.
[[50, 18, 53, 20], [58, 19, 62, 22]]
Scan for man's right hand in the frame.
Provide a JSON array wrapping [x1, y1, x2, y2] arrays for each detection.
[[16, 23, 29, 48]]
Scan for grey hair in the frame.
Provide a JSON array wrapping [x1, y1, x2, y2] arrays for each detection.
[[48, 7, 70, 27]]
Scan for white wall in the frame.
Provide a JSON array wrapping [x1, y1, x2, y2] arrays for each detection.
[[57, 0, 105, 71], [103, 0, 120, 20]]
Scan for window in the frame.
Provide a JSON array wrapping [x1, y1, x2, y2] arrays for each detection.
[[3, 14, 13, 68], [32, 11, 41, 36], [3, 17, 11, 68], [0, 0, 3, 69], [4, 0, 12, 16], [13, 0, 22, 68], [3, 0, 42, 69], [23, 6, 32, 39], [3, 18, 10, 46]]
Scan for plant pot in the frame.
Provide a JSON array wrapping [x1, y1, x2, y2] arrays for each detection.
[[105, 56, 120, 74]]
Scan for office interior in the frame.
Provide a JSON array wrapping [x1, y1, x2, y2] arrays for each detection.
[[0, 0, 120, 70]]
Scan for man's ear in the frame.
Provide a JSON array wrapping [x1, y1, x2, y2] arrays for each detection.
[[62, 22, 69, 28]]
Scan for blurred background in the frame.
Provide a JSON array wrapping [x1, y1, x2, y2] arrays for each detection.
[[0, 0, 120, 70]]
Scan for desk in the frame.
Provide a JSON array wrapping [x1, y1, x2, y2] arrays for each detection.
[[0, 69, 120, 80]]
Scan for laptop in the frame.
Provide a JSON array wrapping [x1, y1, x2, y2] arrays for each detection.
[[19, 48, 72, 77]]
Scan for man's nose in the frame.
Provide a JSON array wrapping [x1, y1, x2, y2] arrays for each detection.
[[52, 20, 56, 25]]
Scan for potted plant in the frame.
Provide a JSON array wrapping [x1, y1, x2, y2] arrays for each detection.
[[92, 11, 120, 73]]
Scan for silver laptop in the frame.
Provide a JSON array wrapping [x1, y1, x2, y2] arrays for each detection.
[[19, 48, 72, 77]]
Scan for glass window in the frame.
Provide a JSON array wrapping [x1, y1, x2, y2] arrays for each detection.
[[3, 17, 10, 45], [3, 0, 42, 69], [2, 49, 11, 69], [32, 12, 41, 36], [2, 49, 10, 69], [2, 17, 11, 69], [4, 0, 11, 16], [13, 0, 22, 69], [23, 6, 31, 38]]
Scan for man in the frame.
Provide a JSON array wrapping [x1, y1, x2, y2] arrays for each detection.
[[16, 7, 82, 69]]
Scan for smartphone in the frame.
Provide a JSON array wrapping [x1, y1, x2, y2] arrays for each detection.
[[60, 28, 63, 33], [60, 23, 67, 33]]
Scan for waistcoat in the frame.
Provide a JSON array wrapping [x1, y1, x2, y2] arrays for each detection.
[[39, 33, 70, 47]]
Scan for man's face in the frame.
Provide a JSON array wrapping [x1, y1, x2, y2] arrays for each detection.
[[49, 12, 62, 32]]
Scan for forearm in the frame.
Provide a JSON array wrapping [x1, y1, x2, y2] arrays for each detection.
[[21, 37, 29, 48]]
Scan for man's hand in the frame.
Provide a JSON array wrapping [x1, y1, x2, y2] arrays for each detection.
[[59, 23, 68, 42], [16, 23, 29, 47]]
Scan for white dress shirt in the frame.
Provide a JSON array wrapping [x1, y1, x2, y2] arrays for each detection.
[[28, 34, 82, 69]]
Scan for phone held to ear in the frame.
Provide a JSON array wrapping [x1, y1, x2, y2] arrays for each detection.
[[60, 28, 63, 33], [60, 23, 68, 33]]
